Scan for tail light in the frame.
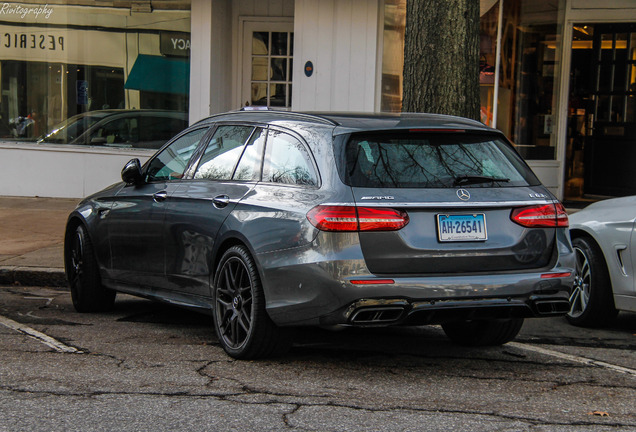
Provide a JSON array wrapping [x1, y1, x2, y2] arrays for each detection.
[[307, 205, 409, 232], [510, 203, 569, 228]]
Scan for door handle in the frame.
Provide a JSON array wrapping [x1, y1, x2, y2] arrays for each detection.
[[153, 191, 168, 202], [212, 194, 230, 208]]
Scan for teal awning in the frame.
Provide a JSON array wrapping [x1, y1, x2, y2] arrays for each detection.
[[124, 55, 190, 95]]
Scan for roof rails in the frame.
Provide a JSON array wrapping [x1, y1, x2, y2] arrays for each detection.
[[197, 109, 339, 126]]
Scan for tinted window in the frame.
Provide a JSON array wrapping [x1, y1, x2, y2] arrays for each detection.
[[194, 125, 254, 180], [233, 128, 266, 181], [344, 132, 539, 188], [146, 128, 208, 182], [262, 130, 317, 186]]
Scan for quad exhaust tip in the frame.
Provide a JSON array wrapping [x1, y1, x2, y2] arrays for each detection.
[[533, 299, 570, 315], [350, 307, 405, 324]]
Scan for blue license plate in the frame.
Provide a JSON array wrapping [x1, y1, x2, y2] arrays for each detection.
[[437, 214, 487, 242]]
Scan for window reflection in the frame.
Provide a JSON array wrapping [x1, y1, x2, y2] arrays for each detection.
[[0, 3, 190, 143], [250, 30, 293, 108], [146, 128, 208, 183], [194, 126, 254, 180], [345, 133, 536, 188], [381, 0, 565, 161], [263, 130, 317, 186]]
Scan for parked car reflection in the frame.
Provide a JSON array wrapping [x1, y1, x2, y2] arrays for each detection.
[[37, 109, 188, 149]]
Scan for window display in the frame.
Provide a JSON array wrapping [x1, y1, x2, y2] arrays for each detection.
[[381, 0, 565, 162], [0, 1, 190, 142]]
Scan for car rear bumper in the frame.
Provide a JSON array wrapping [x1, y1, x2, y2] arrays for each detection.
[[257, 232, 575, 327], [260, 260, 574, 327], [331, 295, 571, 327]]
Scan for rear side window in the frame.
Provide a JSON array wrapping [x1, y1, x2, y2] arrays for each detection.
[[262, 130, 318, 186], [344, 132, 539, 188]]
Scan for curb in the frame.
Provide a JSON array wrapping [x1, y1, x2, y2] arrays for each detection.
[[0, 266, 67, 289]]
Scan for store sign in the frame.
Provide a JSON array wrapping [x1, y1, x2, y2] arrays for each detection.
[[0, 25, 124, 66], [160, 32, 190, 57], [3, 32, 63, 50]]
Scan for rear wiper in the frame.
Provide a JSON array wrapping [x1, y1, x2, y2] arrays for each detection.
[[453, 175, 510, 186]]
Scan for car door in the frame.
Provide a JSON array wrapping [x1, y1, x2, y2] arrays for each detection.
[[163, 124, 264, 297], [106, 126, 210, 288]]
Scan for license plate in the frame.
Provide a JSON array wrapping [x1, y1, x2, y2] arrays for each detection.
[[437, 214, 487, 242]]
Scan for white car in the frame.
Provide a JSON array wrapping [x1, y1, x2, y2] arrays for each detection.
[[567, 196, 636, 326]]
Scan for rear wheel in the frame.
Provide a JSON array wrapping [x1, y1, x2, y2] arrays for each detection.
[[566, 236, 617, 327], [441, 318, 524, 346], [212, 245, 290, 359], [67, 224, 115, 312]]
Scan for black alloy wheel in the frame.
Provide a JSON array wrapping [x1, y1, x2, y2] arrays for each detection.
[[213, 245, 290, 359], [67, 224, 115, 312], [566, 236, 617, 327]]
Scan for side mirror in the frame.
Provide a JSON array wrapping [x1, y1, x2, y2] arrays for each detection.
[[121, 158, 143, 185]]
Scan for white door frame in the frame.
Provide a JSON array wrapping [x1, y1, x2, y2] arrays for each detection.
[[555, 3, 636, 199], [236, 16, 294, 109]]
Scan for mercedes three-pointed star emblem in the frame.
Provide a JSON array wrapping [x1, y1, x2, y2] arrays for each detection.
[[456, 189, 471, 201]]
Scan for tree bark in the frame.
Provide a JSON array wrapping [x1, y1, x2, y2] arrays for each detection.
[[402, 0, 480, 121]]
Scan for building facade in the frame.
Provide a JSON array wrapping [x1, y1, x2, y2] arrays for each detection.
[[0, 0, 635, 200]]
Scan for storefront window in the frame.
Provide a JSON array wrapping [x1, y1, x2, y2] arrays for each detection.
[[382, 0, 565, 162], [380, 0, 405, 112], [480, 0, 565, 160], [0, 1, 190, 147]]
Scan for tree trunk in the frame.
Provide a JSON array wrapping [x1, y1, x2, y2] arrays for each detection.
[[402, 0, 480, 121]]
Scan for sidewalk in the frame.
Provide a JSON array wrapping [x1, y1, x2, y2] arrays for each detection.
[[0, 196, 79, 287]]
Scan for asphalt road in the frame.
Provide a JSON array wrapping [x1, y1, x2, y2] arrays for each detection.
[[1, 285, 635, 432]]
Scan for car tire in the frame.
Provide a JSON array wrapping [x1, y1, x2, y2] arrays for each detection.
[[212, 245, 291, 359], [566, 236, 618, 327], [441, 318, 524, 346], [67, 224, 116, 312]]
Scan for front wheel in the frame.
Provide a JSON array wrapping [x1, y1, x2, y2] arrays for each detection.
[[212, 245, 290, 359], [566, 236, 617, 327], [66, 224, 115, 312], [442, 318, 524, 346]]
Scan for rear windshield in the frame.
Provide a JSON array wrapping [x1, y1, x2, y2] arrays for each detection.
[[342, 131, 539, 188]]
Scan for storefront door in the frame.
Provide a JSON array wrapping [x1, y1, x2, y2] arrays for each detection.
[[241, 20, 294, 109], [565, 23, 636, 200]]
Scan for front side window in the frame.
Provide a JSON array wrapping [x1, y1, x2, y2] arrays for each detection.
[[262, 130, 318, 186], [343, 132, 539, 188], [193, 125, 255, 180], [145, 128, 208, 182]]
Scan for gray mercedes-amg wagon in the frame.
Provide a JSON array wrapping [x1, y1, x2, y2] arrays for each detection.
[[65, 110, 575, 359]]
